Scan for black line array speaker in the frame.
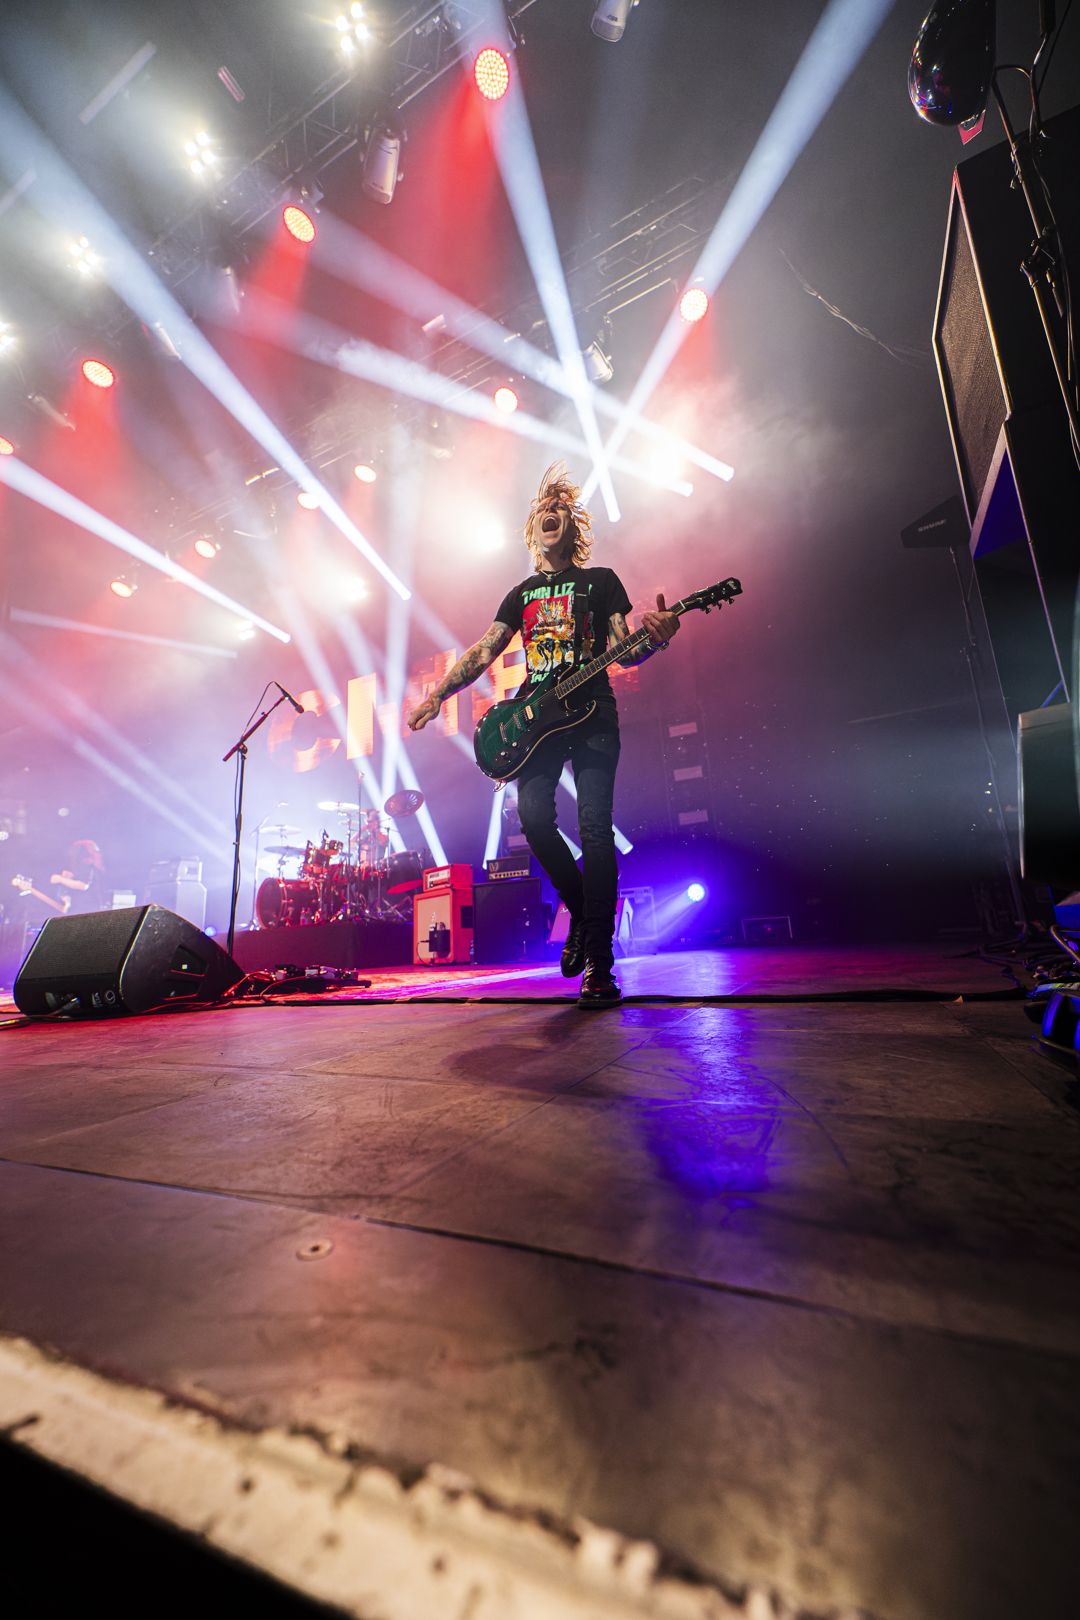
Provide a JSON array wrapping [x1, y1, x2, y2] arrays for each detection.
[[934, 104, 1080, 523], [933, 104, 1080, 711], [472, 878, 548, 963], [13, 905, 245, 1017]]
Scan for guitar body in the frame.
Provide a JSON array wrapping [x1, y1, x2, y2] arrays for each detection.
[[473, 683, 597, 781]]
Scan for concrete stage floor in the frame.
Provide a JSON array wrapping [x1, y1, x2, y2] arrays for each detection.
[[1, 945, 1078, 1619]]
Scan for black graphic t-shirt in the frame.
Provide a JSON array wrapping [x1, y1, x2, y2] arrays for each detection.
[[494, 566, 633, 702]]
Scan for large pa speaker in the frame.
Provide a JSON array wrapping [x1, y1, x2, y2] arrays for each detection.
[[934, 104, 1080, 524], [12, 904, 244, 1017], [933, 105, 1080, 714]]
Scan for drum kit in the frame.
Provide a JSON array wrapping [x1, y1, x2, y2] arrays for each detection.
[[255, 790, 429, 929]]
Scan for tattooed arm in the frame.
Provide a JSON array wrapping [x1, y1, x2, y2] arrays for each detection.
[[407, 622, 515, 731]]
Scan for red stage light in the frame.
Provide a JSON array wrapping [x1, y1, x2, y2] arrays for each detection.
[[283, 204, 316, 244], [109, 577, 136, 598], [193, 536, 219, 559], [474, 47, 510, 101], [0, 435, 14, 456], [493, 385, 519, 415], [353, 463, 377, 483], [678, 287, 709, 324], [297, 490, 320, 509], [82, 358, 115, 388]]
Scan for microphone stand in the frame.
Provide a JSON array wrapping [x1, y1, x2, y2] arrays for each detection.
[[223, 691, 291, 959]]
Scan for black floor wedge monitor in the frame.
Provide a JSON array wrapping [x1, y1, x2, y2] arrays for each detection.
[[13, 905, 244, 1017]]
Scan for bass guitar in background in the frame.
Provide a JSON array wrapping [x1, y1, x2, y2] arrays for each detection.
[[10, 875, 72, 916]]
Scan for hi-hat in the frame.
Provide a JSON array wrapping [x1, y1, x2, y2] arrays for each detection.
[[384, 788, 424, 818], [265, 843, 305, 856], [268, 822, 303, 835], [318, 800, 360, 812]]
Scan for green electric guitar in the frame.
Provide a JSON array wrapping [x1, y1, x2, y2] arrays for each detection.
[[473, 577, 743, 782]]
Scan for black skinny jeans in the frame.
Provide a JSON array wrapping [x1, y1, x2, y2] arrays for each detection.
[[516, 701, 621, 967]]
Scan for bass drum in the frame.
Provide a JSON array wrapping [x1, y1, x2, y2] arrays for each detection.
[[385, 850, 424, 896], [256, 877, 320, 928]]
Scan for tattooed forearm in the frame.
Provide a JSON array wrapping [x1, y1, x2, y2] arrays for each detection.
[[433, 622, 513, 700], [609, 612, 657, 668]]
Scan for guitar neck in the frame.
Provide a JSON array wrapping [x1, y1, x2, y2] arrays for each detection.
[[554, 600, 690, 698]]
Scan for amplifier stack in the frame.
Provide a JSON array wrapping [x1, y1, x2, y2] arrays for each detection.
[[413, 863, 474, 965]]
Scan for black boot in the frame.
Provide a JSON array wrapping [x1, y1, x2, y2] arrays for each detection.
[[560, 916, 586, 978], [578, 959, 622, 1007]]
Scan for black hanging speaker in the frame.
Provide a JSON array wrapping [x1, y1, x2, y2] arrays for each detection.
[[13, 905, 245, 1017], [933, 104, 1080, 523]]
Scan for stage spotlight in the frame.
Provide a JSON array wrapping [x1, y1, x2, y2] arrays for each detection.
[[283, 204, 316, 244], [236, 619, 256, 640], [0, 321, 16, 357], [0, 435, 15, 455], [297, 489, 320, 509], [109, 575, 136, 598], [474, 47, 510, 101], [337, 3, 370, 53], [184, 130, 220, 178], [493, 384, 519, 415], [591, 0, 638, 42], [68, 235, 101, 275], [908, 0, 997, 128], [679, 286, 710, 324], [344, 576, 369, 604], [193, 535, 219, 559], [362, 124, 402, 206], [81, 358, 115, 389], [582, 332, 614, 385], [686, 882, 707, 903], [353, 462, 377, 483]]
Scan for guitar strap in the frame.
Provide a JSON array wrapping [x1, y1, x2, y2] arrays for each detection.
[[571, 582, 593, 673]]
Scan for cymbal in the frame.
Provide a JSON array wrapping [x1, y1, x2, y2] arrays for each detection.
[[265, 843, 305, 856], [317, 800, 361, 812], [267, 823, 303, 835], [384, 788, 424, 818]]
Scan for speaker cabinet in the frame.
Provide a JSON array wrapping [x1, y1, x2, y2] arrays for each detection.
[[413, 889, 474, 965], [933, 105, 1080, 709], [472, 879, 548, 964], [13, 905, 244, 1017]]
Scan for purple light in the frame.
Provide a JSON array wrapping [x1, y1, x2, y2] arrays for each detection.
[[687, 882, 706, 903]]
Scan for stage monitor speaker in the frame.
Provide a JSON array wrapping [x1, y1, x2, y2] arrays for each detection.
[[12, 904, 244, 1017], [472, 878, 548, 964], [933, 104, 1080, 523]]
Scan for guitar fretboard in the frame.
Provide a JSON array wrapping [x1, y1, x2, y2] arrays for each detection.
[[552, 600, 689, 699]]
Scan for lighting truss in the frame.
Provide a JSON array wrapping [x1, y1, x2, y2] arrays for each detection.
[[102, 2, 545, 331], [172, 172, 720, 536]]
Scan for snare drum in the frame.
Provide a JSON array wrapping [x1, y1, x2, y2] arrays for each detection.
[[256, 877, 320, 927]]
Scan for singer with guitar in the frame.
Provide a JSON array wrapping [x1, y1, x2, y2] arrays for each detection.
[[407, 462, 680, 1007]]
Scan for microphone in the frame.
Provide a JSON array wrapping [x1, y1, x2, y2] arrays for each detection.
[[275, 682, 305, 715]]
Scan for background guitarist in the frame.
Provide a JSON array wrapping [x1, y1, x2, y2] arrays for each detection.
[[49, 838, 105, 915], [407, 462, 679, 1006]]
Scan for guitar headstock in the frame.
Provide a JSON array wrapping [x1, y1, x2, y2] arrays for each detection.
[[11, 875, 31, 893], [680, 578, 742, 615]]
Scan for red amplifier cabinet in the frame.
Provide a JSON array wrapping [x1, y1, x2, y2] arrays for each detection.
[[423, 862, 473, 892], [413, 888, 474, 965]]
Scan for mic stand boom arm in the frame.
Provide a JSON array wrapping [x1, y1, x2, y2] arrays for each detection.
[[223, 690, 291, 960]]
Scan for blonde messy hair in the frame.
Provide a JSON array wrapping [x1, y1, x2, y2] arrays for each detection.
[[523, 461, 594, 570]]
